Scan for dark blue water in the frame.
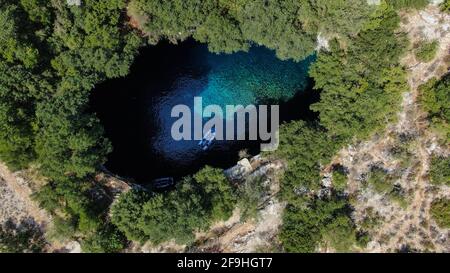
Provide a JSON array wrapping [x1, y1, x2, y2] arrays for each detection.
[[90, 40, 317, 182]]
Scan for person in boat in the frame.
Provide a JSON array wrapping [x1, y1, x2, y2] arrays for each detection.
[[198, 127, 216, 149]]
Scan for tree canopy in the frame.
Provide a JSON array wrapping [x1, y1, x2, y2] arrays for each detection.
[[111, 166, 235, 245], [0, 0, 435, 253], [131, 0, 374, 61], [0, 0, 142, 250], [310, 3, 408, 141], [267, 3, 411, 252]]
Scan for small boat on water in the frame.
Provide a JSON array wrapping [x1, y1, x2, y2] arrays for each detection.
[[198, 127, 216, 150], [152, 177, 174, 189]]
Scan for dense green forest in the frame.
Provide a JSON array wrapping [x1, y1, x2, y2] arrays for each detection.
[[129, 0, 374, 60], [0, 0, 142, 251], [0, 0, 444, 253], [111, 166, 237, 244]]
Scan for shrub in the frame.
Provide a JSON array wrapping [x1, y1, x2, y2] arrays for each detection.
[[430, 199, 450, 228], [194, 166, 236, 221], [33, 179, 104, 236], [415, 40, 439, 63], [0, 219, 46, 253], [389, 186, 409, 209], [110, 189, 151, 243], [441, 0, 450, 12], [356, 231, 371, 248], [419, 75, 449, 141], [47, 217, 77, 242], [367, 167, 395, 194], [390, 134, 415, 168], [360, 207, 383, 230], [321, 215, 357, 252], [386, 0, 429, 10], [112, 179, 210, 245], [81, 224, 127, 253], [332, 165, 348, 192], [429, 156, 450, 186], [237, 176, 268, 220], [280, 197, 357, 253]]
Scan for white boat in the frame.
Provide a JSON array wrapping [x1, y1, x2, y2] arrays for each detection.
[[198, 127, 216, 150]]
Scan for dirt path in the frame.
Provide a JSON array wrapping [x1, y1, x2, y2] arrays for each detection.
[[374, 6, 450, 252], [327, 5, 450, 252]]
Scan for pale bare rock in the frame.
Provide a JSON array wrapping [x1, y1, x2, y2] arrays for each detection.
[[198, 158, 286, 253], [324, 5, 450, 253], [0, 178, 28, 225], [224, 158, 254, 181], [316, 33, 330, 51], [0, 163, 50, 230], [0, 161, 136, 252], [66, 0, 81, 6]]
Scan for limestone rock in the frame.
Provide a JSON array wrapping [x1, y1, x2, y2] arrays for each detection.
[[67, 0, 81, 6], [224, 158, 253, 181]]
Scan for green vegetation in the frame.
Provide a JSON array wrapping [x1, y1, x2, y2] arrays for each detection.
[[429, 156, 450, 186], [310, 3, 408, 141], [389, 186, 409, 209], [111, 166, 235, 245], [81, 224, 128, 253], [267, 121, 355, 252], [0, 0, 142, 250], [194, 166, 236, 221], [386, 0, 429, 10], [281, 197, 357, 252], [269, 121, 338, 203], [390, 133, 416, 169], [332, 165, 348, 192], [415, 40, 439, 63], [441, 0, 450, 12], [366, 166, 408, 208], [0, 0, 424, 253], [46, 216, 77, 241], [430, 199, 450, 228], [131, 0, 374, 61], [237, 177, 268, 220], [0, 219, 46, 253], [367, 166, 395, 194], [113, 187, 205, 245], [356, 231, 371, 248], [270, 3, 409, 252], [359, 207, 383, 231], [419, 74, 450, 141], [32, 178, 107, 235]]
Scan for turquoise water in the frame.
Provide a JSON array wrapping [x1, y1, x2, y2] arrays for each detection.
[[199, 48, 315, 118], [91, 41, 315, 181]]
